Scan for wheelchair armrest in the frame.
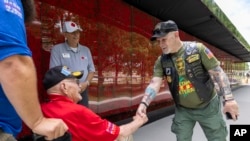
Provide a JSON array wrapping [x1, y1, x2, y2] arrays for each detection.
[[33, 132, 71, 141]]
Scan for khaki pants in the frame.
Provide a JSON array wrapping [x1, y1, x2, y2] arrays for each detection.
[[0, 129, 17, 141]]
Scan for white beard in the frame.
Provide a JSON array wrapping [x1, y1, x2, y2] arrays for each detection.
[[162, 47, 173, 54]]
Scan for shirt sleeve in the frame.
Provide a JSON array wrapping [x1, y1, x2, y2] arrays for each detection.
[[86, 48, 95, 72], [197, 43, 220, 70], [78, 108, 120, 141], [49, 45, 62, 68]]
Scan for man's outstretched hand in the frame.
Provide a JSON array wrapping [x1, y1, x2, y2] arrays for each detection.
[[136, 103, 148, 117]]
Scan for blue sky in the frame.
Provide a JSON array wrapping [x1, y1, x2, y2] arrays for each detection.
[[215, 0, 250, 45]]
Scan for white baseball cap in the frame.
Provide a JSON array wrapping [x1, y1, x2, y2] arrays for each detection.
[[62, 21, 83, 33]]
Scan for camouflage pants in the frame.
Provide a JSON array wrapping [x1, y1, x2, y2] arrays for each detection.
[[0, 129, 17, 141]]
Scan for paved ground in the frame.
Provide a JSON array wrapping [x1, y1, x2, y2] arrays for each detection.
[[133, 84, 250, 141]]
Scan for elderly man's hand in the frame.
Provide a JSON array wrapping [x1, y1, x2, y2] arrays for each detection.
[[133, 112, 148, 125]]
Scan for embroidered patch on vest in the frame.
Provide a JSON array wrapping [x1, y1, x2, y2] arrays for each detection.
[[178, 80, 195, 96], [167, 76, 172, 83], [165, 68, 171, 75], [186, 54, 200, 63]]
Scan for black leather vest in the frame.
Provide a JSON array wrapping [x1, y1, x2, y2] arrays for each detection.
[[161, 42, 214, 105]]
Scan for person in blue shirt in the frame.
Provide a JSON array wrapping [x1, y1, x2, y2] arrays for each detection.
[[0, 0, 68, 140]]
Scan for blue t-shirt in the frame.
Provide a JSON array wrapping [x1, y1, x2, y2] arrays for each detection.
[[0, 0, 32, 137]]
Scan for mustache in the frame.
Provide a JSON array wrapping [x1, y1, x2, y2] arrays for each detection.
[[21, 0, 36, 23]]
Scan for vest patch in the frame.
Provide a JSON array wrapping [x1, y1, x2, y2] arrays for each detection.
[[186, 54, 200, 63], [165, 68, 171, 75], [161, 42, 214, 104], [176, 57, 185, 75], [167, 76, 172, 83], [179, 80, 195, 96]]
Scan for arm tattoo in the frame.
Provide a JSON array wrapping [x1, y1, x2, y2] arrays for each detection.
[[143, 87, 157, 104], [208, 66, 232, 95], [145, 87, 156, 99]]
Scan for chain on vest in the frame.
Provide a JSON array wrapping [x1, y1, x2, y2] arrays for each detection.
[[161, 42, 214, 105]]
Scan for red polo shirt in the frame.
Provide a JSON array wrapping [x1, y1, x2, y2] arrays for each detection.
[[41, 94, 120, 141]]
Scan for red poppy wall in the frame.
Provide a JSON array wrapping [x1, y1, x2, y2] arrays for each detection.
[[27, 0, 240, 119]]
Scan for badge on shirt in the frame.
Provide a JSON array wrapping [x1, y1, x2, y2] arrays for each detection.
[[165, 68, 171, 75], [167, 76, 172, 83], [62, 53, 70, 58], [166, 68, 172, 83], [186, 54, 200, 63]]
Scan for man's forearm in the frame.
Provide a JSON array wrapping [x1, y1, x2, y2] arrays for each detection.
[[141, 77, 163, 105], [0, 55, 44, 129], [118, 119, 144, 139], [81, 72, 95, 89], [85, 71, 95, 84], [208, 66, 233, 99]]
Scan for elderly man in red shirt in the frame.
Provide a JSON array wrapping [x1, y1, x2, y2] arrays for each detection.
[[41, 66, 148, 141]]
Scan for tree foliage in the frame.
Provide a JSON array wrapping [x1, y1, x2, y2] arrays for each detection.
[[202, 0, 250, 50]]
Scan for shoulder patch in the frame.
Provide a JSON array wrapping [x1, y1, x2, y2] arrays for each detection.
[[185, 42, 199, 56], [205, 48, 214, 59]]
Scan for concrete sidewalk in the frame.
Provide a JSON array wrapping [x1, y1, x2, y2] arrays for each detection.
[[133, 85, 250, 141]]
